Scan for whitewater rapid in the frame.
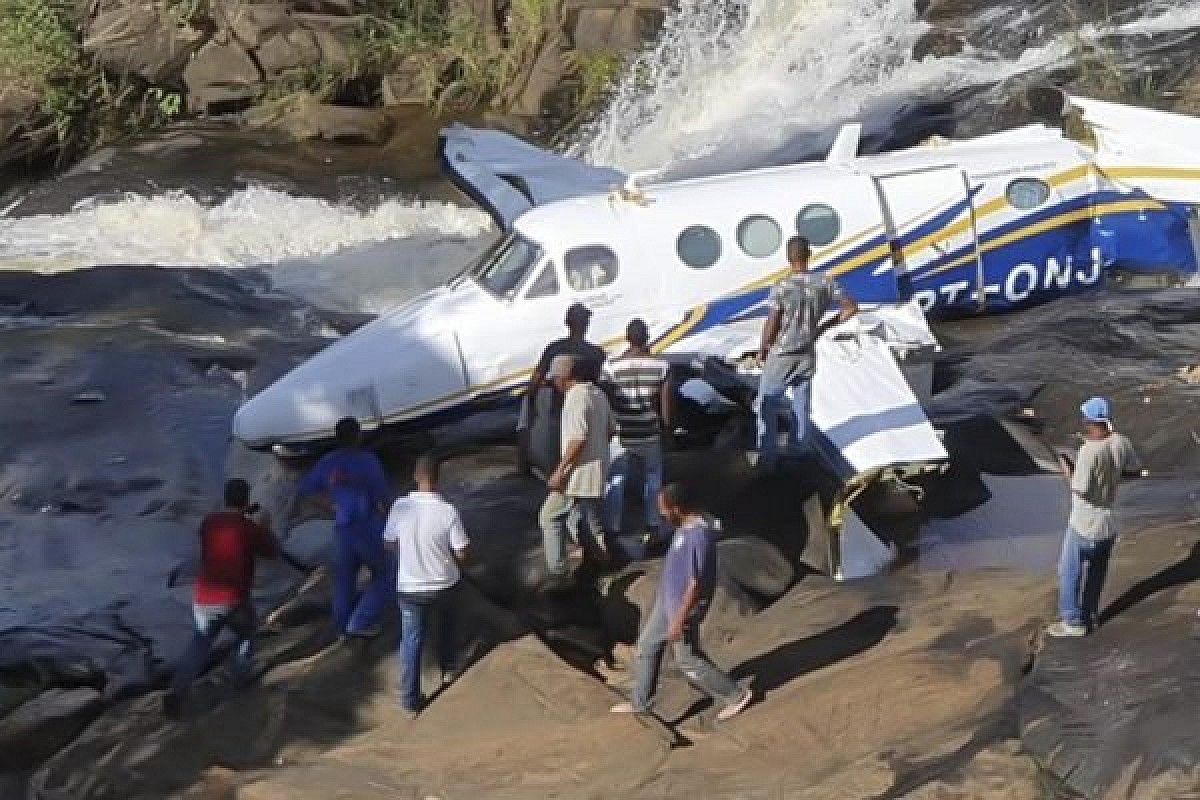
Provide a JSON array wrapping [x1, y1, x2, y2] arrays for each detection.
[[2, 0, 1200, 312]]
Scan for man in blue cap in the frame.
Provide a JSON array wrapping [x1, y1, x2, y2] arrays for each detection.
[[1048, 396, 1142, 637]]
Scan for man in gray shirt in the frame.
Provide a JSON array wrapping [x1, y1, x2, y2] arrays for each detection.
[[1048, 396, 1142, 637], [755, 236, 858, 473], [539, 355, 615, 588]]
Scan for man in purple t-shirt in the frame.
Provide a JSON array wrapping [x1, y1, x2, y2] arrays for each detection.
[[611, 482, 753, 721]]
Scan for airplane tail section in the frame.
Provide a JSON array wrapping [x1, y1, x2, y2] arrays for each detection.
[[1030, 90, 1200, 278], [440, 124, 626, 229]]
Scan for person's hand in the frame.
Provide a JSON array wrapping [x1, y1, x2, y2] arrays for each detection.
[[666, 618, 684, 642]]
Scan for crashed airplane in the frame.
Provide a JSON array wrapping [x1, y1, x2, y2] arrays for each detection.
[[232, 90, 1200, 572]]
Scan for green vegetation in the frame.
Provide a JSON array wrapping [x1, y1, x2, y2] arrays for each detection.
[[0, 0, 625, 173], [0, 0, 185, 165], [0, 0, 80, 97]]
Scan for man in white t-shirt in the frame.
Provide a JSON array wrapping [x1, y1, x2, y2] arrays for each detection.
[[1047, 396, 1142, 638], [383, 454, 470, 715]]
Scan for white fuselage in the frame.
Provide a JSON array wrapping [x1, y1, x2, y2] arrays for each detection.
[[233, 96, 1200, 447]]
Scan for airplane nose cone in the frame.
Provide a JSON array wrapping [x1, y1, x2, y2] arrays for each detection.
[[232, 378, 351, 448], [231, 304, 471, 447]]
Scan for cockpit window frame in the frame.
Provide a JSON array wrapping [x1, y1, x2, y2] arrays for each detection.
[[522, 258, 561, 300], [468, 232, 546, 300]]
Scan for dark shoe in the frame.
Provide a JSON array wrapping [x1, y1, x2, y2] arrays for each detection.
[[162, 691, 184, 719], [540, 571, 574, 593]]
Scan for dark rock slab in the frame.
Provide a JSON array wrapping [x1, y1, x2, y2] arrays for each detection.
[[1018, 539, 1200, 797], [0, 689, 103, 771]]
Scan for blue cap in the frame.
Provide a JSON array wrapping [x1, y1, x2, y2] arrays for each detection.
[[1081, 396, 1111, 425]]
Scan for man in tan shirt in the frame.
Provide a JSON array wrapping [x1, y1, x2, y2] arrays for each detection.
[[539, 354, 615, 588]]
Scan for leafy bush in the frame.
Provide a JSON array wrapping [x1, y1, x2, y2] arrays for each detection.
[[0, 0, 80, 97]]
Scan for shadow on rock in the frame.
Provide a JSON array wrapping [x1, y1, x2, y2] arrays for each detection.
[[733, 605, 899, 695]]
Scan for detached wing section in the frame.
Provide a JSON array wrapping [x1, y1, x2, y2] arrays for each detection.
[[686, 302, 947, 478], [1070, 95, 1200, 204], [440, 124, 626, 229]]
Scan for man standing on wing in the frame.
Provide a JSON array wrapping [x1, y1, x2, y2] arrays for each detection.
[[383, 454, 470, 716], [603, 318, 672, 539], [756, 235, 858, 473], [1048, 397, 1142, 637], [611, 482, 752, 721]]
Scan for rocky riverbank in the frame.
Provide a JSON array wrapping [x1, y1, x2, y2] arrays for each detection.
[[1, 0, 668, 179], [17, 441, 1200, 800]]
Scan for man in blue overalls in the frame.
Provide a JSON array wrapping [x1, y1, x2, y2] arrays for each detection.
[[293, 417, 393, 638]]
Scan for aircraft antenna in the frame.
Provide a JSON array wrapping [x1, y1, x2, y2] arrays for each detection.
[[826, 123, 862, 166]]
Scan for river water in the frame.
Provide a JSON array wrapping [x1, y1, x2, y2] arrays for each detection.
[[1, 0, 1200, 769]]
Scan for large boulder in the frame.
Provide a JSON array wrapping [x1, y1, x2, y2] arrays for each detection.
[[290, 13, 364, 71], [212, 0, 290, 49], [83, 3, 209, 85], [0, 688, 102, 771], [507, 29, 566, 116], [183, 40, 264, 113], [243, 92, 392, 143], [254, 28, 322, 76]]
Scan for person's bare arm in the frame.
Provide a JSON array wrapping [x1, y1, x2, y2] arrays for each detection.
[[548, 438, 587, 491], [659, 378, 673, 431], [836, 292, 859, 322], [758, 308, 782, 362], [667, 579, 700, 641]]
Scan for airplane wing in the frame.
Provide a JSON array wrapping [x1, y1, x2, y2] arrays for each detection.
[[439, 125, 627, 229], [1070, 95, 1200, 204], [681, 302, 947, 479]]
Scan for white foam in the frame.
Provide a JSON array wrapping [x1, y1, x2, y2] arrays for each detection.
[[575, 0, 1195, 177], [0, 186, 494, 271]]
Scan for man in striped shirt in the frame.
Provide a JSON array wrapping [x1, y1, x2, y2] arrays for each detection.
[[603, 319, 672, 537]]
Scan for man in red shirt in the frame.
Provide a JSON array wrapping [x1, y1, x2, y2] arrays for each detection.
[[165, 478, 279, 716]]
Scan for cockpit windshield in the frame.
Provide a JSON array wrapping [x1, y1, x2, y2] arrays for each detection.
[[465, 233, 544, 299]]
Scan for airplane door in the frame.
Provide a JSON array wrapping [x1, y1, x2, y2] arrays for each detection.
[[872, 167, 985, 314]]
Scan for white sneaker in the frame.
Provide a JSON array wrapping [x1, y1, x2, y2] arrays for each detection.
[[716, 688, 754, 722], [1045, 621, 1088, 638]]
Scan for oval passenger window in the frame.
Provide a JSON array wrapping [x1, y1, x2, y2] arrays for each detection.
[[677, 225, 722, 269], [1006, 178, 1051, 210], [795, 204, 841, 247], [736, 215, 782, 258]]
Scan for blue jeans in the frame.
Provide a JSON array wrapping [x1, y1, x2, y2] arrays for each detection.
[[1057, 528, 1114, 627], [539, 492, 606, 576], [631, 600, 740, 712], [334, 520, 394, 635], [756, 378, 812, 471], [605, 441, 663, 534], [171, 602, 256, 700], [397, 587, 458, 711]]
